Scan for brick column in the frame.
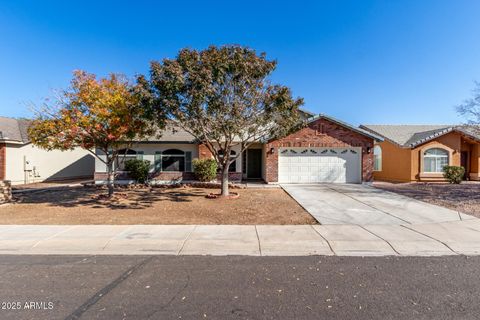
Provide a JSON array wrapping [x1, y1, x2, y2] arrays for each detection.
[[362, 148, 374, 182], [198, 144, 213, 159], [0, 143, 6, 181], [264, 142, 278, 183]]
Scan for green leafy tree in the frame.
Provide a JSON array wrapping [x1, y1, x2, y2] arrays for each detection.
[[148, 45, 303, 196], [28, 70, 161, 197]]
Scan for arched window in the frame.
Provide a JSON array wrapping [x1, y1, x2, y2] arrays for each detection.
[[162, 149, 185, 172], [116, 148, 137, 171], [373, 145, 382, 171], [218, 150, 237, 172], [423, 148, 449, 173]]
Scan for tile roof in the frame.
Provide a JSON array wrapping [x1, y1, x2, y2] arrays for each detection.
[[360, 124, 480, 147], [0, 116, 32, 143], [142, 123, 197, 142]]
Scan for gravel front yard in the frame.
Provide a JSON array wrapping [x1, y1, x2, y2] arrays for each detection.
[[1, 187, 316, 225], [374, 182, 480, 218]]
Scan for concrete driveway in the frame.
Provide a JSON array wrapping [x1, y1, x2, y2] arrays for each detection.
[[281, 184, 475, 225]]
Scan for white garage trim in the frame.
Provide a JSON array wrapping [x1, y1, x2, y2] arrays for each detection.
[[278, 147, 362, 183]]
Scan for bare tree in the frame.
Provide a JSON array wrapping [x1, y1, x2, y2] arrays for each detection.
[[457, 81, 480, 134]]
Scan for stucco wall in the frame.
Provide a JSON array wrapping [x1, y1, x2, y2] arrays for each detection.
[[471, 144, 480, 180], [94, 143, 243, 181], [5, 143, 94, 185], [95, 143, 199, 173], [373, 140, 411, 182]]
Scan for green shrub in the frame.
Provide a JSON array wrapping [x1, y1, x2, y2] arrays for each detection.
[[125, 159, 151, 184], [442, 165, 465, 184], [193, 158, 218, 182]]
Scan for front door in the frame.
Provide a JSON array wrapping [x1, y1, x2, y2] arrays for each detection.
[[461, 151, 469, 180], [247, 149, 262, 179]]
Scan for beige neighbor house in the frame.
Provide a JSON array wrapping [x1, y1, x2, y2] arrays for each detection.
[[94, 111, 383, 185], [0, 116, 95, 185]]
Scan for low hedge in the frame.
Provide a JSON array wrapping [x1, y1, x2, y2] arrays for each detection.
[[193, 158, 218, 182], [125, 159, 151, 184]]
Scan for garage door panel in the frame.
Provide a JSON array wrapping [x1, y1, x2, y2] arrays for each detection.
[[278, 147, 361, 184]]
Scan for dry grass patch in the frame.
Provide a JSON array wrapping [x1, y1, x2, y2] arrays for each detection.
[[2, 187, 317, 225]]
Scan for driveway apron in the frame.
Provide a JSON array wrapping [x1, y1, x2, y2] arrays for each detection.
[[281, 184, 464, 225]]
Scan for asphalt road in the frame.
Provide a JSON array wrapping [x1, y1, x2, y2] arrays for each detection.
[[1, 255, 480, 320]]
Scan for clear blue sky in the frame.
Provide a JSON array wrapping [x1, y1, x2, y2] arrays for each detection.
[[1, 0, 480, 125]]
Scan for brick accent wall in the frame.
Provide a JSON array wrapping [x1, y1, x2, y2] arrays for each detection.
[[265, 118, 374, 183], [94, 171, 196, 182], [198, 144, 213, 159], [0, 143, 6, 181]]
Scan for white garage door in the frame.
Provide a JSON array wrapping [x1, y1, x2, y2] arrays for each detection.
[[278, 147, 362, 183]]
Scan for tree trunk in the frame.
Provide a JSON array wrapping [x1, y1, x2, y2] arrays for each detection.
[[107, 162, 114, 197], [220, 166, 229, 196]]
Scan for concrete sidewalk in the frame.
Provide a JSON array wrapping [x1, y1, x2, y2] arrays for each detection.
[[2, 220, 480, 256]]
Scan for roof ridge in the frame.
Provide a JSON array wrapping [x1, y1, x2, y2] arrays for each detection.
[[362, 124, 453, 126]]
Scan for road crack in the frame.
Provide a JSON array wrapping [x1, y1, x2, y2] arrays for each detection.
[[64, 256, 154, 320]]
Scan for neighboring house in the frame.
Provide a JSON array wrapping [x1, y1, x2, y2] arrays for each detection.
[[360, 124, 480, 182], [0, 116, 95, 185], [94, 113, 382, 184]]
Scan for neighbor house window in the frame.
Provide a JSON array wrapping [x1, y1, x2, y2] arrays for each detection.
[[423, 148, 449, 173], [373, 145, 382, 171], [116, 149, 138, 171], [218, 150, 237, 172]]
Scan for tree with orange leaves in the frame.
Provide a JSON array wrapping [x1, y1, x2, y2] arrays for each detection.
[[28, 70, 162, 197]]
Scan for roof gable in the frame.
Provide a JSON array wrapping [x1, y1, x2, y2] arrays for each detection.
[[308, 114, 383, 141]]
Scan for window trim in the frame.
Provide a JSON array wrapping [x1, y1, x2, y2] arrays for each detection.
[[422, 147, 449, 173], [419, 144, 452, 175], [373, 145, 382, 171]]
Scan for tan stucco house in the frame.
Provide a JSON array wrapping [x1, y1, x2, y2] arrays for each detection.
[[360, 124, 480, 182], [0, 116, 95, 185], [94, 113, 382, 185]]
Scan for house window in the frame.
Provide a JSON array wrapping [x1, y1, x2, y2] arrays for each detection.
[[423, 148, 449, 173], [161, 149, 186, 172], [218, 150, 237, 172], [373, 145, 382, 171], [116, 149, 137, 171]]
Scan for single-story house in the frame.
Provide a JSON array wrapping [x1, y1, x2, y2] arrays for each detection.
[[0, 116, 95, 185], [360, 124, 480, 182], [94, 112, 382, 184]]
